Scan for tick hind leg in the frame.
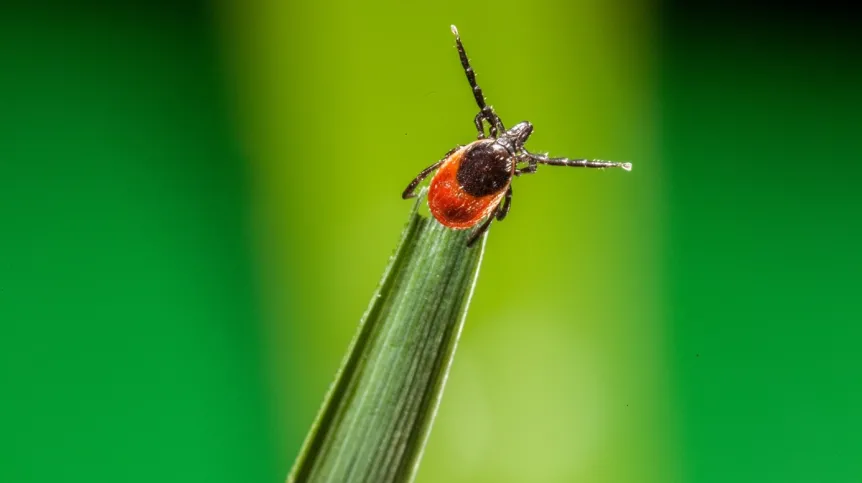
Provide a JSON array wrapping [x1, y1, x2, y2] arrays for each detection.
[[467, 193, 508, 247], [466, 210, 496, 247], [467, 185, 511, 246], [496, 185, 512, 221]]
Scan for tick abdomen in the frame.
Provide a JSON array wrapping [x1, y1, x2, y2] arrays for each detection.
[[428, 143, 507, 229]]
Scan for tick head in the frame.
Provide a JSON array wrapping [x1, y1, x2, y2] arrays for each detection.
[[504, 121, 534, 150]]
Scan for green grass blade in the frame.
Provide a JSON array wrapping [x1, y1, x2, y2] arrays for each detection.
[[288, 189, 486, 483]]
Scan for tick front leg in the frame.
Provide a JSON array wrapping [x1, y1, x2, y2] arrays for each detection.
[[473, 110, 506, 139], [527, 152, 632, 171], [485, 107, 504, 139], [473, 113, 486, 139], [515, 154, 537, 177]]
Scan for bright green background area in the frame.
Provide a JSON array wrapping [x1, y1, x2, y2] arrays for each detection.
[[1, 1, 859, 482]]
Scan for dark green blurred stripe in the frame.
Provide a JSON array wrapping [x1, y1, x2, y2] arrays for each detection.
[[662, 4, 862, 482], [666, 0, 862, 33], [0, 3, 278, 482]]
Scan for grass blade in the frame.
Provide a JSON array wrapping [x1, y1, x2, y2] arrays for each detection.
[[288, 189, 486, 483]]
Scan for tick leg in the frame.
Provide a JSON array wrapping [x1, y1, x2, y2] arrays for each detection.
[[496, 185, 512, 221], [467, 215, 494, 247], [466, 210, 496, 247], [515, 164, 537, 177], [473, 113, 486, 139], [514, 154, 537, 176], [486, 113, 503, 138], [452, 25, 505, 139], [402, 161, 443, 199], [473, 111, 505, 139], [527, 152, 632, 171], [402, 146, 460, 199]]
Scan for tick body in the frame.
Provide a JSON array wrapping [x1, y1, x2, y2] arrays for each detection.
[[403, 25, 632, 246], [428, 140, 512, 228]]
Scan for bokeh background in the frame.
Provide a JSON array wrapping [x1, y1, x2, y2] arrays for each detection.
[[2, 0, 860, 482]]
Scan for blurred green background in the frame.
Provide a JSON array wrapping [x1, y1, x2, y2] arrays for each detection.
[[1, 0, 859, 482]]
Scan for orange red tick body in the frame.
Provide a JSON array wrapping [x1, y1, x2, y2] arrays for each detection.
[[402, 25, 632, 247], [428, 141, 512, 229]]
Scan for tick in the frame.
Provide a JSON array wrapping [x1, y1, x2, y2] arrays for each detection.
[[402, 25, 632, 246]]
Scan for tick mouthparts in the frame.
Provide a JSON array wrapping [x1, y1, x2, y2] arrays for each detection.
[[622, 162, 633, 171], [450, 25, 459, 37]]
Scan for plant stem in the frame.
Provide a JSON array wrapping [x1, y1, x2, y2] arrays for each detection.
[[288, 190, 486, 483]]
